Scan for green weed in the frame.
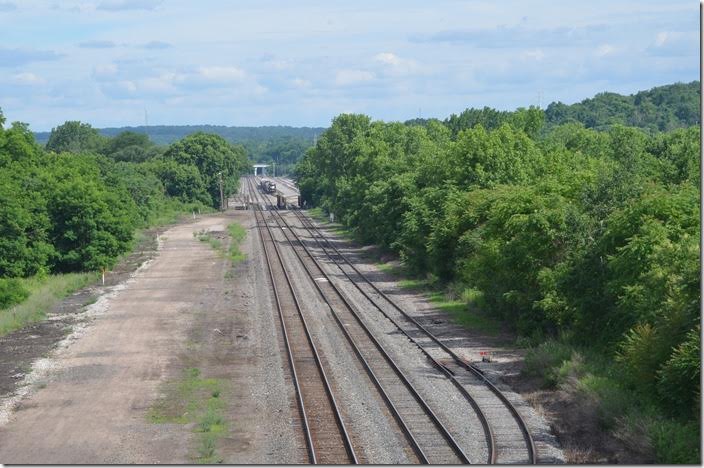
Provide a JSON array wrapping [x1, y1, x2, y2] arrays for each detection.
[[226, 223, 247, 265], [428, 290, 500, 335], [148, 367, 228, 463]]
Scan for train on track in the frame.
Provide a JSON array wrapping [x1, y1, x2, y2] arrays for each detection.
[[260, 178, 277, 194]]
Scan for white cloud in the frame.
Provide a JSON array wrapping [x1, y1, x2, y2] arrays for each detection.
[[373, 52, 420, 74], [266, 59, 291, 71], [292, 78, 311, 88], [522, 49, 545, 61], [99, 80, 137, 98], [119, 80, 137, 92], [197, 66, 246, 82], [374, 52, 402, 66], [96, 0, 162, 12], [12, 72, 45, 85], [139, 75, 177, 93], [93, 63, 118, 80], [596, 44, 615, 57], [335, 69, 375, 86], [655, 31, 669, 47]]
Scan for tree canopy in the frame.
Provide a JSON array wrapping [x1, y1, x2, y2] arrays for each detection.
[[295, 99, 700, 438]]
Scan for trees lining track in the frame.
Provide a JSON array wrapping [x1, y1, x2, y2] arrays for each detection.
[[247, 177, 357, 464], [286, 204, 538, 464], [247, 177, 473, 464]]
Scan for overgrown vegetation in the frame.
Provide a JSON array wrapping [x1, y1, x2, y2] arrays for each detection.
[[194, 223, 247, 271], [0, 109, 250, 333], [295, 82, 700, 463], [148, 367, 228, 464], [0, 273, 96, 336], [226, 223, 247, 265]]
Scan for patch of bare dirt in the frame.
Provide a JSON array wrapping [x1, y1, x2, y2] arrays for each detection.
[[0, 211, 298, 464], [0, 227, 159, 400], [0, 216, 227, 463]]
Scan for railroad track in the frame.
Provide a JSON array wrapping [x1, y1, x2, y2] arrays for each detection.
[[247, 177, 477, 464], [246, 177, 357, 464], [285, 205, 538, 464]]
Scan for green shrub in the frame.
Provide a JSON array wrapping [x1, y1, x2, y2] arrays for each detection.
[[649, 418, 700, 464], [523, 340, 573, 386], [0, 278, 30, 309], [577, 374, 631, 428], [616, 323, 662, 391], [656, 326, 701, 418]]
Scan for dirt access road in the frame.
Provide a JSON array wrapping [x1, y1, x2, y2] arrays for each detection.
[[0, 212, 293, 463]]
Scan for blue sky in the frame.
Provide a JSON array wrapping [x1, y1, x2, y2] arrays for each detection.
[[0, 0, 698, 130]]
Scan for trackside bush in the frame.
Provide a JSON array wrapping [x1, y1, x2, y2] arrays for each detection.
[[0, 278, 30, 309]]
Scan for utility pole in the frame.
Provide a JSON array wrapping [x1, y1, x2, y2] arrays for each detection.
[[218, 171, 224, 211]]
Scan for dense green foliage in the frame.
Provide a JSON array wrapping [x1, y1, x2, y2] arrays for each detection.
[[545, 81, 699, 132], [296, 89, 700, 460], [160, 132, 249, 208], [0, 278, 29, 309], [0, 111, 250, 280], [45, 120, 106, 153], [242, 135, 313, 175]]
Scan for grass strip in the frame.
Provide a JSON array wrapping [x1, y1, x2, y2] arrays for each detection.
[[0, 273, 97, 337], [375, 260, 500, 335], [226, 222, 247, 265]]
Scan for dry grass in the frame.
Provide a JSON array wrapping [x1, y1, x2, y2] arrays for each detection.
[[563, 445, 598, 463]]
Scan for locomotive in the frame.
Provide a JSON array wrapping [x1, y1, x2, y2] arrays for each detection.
[[260, 178, 276, 194]]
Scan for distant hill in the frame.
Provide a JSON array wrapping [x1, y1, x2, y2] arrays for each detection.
[[544, 81, 700, 132], [34, 124, 326, 146], [33, 82, 699, 148]]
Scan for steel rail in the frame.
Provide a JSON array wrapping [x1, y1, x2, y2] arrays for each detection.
[[291, 206, 538, 464], [289, 208, 498, 464], [251, 182, 473, 464], [249, 178, 430, 464], [246, 177, 358, 464]]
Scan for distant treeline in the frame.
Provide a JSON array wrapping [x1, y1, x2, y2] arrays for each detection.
[[31, 81, 699, 175], [34, 124, 323, 176], [544, 81, 699, 131], [407, 81, 700, 134], [34, 124, 324, 146]]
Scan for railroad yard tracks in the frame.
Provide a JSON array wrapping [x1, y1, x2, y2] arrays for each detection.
[[245, 176, 537, 464]]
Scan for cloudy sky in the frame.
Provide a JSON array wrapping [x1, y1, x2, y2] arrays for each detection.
[[0, 0, 698, 130]]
